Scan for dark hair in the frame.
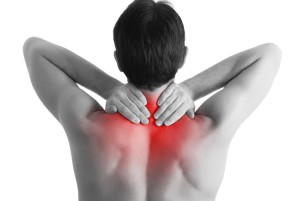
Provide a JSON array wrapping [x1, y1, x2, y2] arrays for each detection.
[[113, 0, 186, 90]]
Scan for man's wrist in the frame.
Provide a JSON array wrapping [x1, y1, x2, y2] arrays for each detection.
[[101, 82, 123, 100], [179, 82, 195, 101]]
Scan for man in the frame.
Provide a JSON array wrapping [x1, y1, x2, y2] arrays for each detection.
[[23, 0, 281, 200]]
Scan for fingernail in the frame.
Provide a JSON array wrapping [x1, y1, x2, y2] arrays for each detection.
[[134, 119, 140, 124], [146, 112, 151, 118], [156, 121, 162, 126], [164, 121, 170, 126], [142, 119, 149, 124], [154, 114, 158, 119]]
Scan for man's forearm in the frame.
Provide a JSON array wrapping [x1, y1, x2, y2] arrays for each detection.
[[180, 44, 269, 101], [27, 37, 122, 100]]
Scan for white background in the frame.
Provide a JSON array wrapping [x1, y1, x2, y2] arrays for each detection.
[[1, 0, 299, 200]]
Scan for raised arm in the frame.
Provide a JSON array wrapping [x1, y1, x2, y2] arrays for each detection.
[[187, 43, 281, 129], [156, 43, 281, 130], [23, 37, 149, 125]]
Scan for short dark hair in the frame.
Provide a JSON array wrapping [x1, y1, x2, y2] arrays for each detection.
[[113, 0, 186, 90]]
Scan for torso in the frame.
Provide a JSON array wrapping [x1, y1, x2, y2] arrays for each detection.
[[65, 97, 233, 201]]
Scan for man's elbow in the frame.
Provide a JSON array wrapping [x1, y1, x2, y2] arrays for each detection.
[[23, 37, 45, 70], [261, 43, 282, 63], [23, 37, 39, 55], [23, 37, 46, 57]]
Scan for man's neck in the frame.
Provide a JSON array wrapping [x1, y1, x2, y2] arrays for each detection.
[[137, 80, 174, 120]]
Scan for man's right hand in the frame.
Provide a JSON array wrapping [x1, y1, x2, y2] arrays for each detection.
[[105, 83, 150, 124], [154, 82, 195, 126]]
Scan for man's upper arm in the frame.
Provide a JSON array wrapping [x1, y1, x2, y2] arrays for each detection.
[[23, 38, 102, 127], [196, 44, 282, 136]]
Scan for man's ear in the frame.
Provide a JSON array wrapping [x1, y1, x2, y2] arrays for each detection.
[[178, 46, 188, 69], [114, 50, 123, 72]]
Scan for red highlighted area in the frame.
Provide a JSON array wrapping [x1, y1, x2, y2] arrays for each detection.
[[84, 95, 208, 198], [87, 94, 206, 171]]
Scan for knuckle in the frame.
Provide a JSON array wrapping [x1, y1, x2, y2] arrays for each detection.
[[127, 102, 134, 108], [131, 88, 139, 95], [136, 111, 143, 117], [137, 106, 144, 113], [175, 108, 183, 115], [136, 101, 144, 108], [167, 105, 176, 112], [165, 99, 172, 105], [142, 107, 149, 114], [137, 94, 143, 100], [137, 107, 145, 115], [154, 111, 161, 118], [130, 93, 138, 100], [158, 114, 166, 121], [164, 108, 172, 115], [128, 115, 135, 120], [138, 114, 145, 120], [156, 106, 165, 114], [127, 93, 134, 100], [136, 94, 143, 99], [122, 113, 130, 120], [136, 100, 144, 108], [133, 109, 142, 116], [166, 116, 174, 123], [124, 112, 133, 119], [161, 91, 168, 97], [141, 109, 149, 116]]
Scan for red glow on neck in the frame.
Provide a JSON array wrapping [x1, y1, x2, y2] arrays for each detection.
[[144, 94, 159, 124]]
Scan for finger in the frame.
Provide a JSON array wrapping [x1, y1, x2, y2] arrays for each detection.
[[157, 82, 176, 106], [164, 103, 187, 126], [186, 109, 195, 119], [116, 101, 140, 124], [127, 93, 150, 118], [154, 91, 177, 120], [120, 98, 149, 124], [105, 105, 117, 113], [189, 103, 196, 118], [155, 97, 182, 126], [130, 86, 147, 105]]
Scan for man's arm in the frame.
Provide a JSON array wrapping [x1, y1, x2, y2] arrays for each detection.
[[23, 37, 102, 126], [23, 37, 149, 125], [186, 43, 281, 129], [156, 43, 281, 132], [24, 37, 123, 100]]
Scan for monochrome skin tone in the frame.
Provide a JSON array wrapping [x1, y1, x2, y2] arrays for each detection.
[[23, 1, 281, 201]]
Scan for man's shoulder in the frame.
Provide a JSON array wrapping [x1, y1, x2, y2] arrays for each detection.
[[83, 110, 146, 133], [80, 110, 215, 137], [86, 111, 213, 128]]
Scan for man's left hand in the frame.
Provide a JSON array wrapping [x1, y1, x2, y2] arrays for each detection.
[[154, 82, 195, 126]]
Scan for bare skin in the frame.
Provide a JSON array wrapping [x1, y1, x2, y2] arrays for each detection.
[[23, 38, 281, 201], [73, 92, 224, 201]]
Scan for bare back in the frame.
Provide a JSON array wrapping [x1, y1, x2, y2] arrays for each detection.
[[24, 38, 281, 201], [66, 96, 232, 201]]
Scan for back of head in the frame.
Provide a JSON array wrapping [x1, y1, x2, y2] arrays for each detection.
[[113, 0, 186, 91]]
